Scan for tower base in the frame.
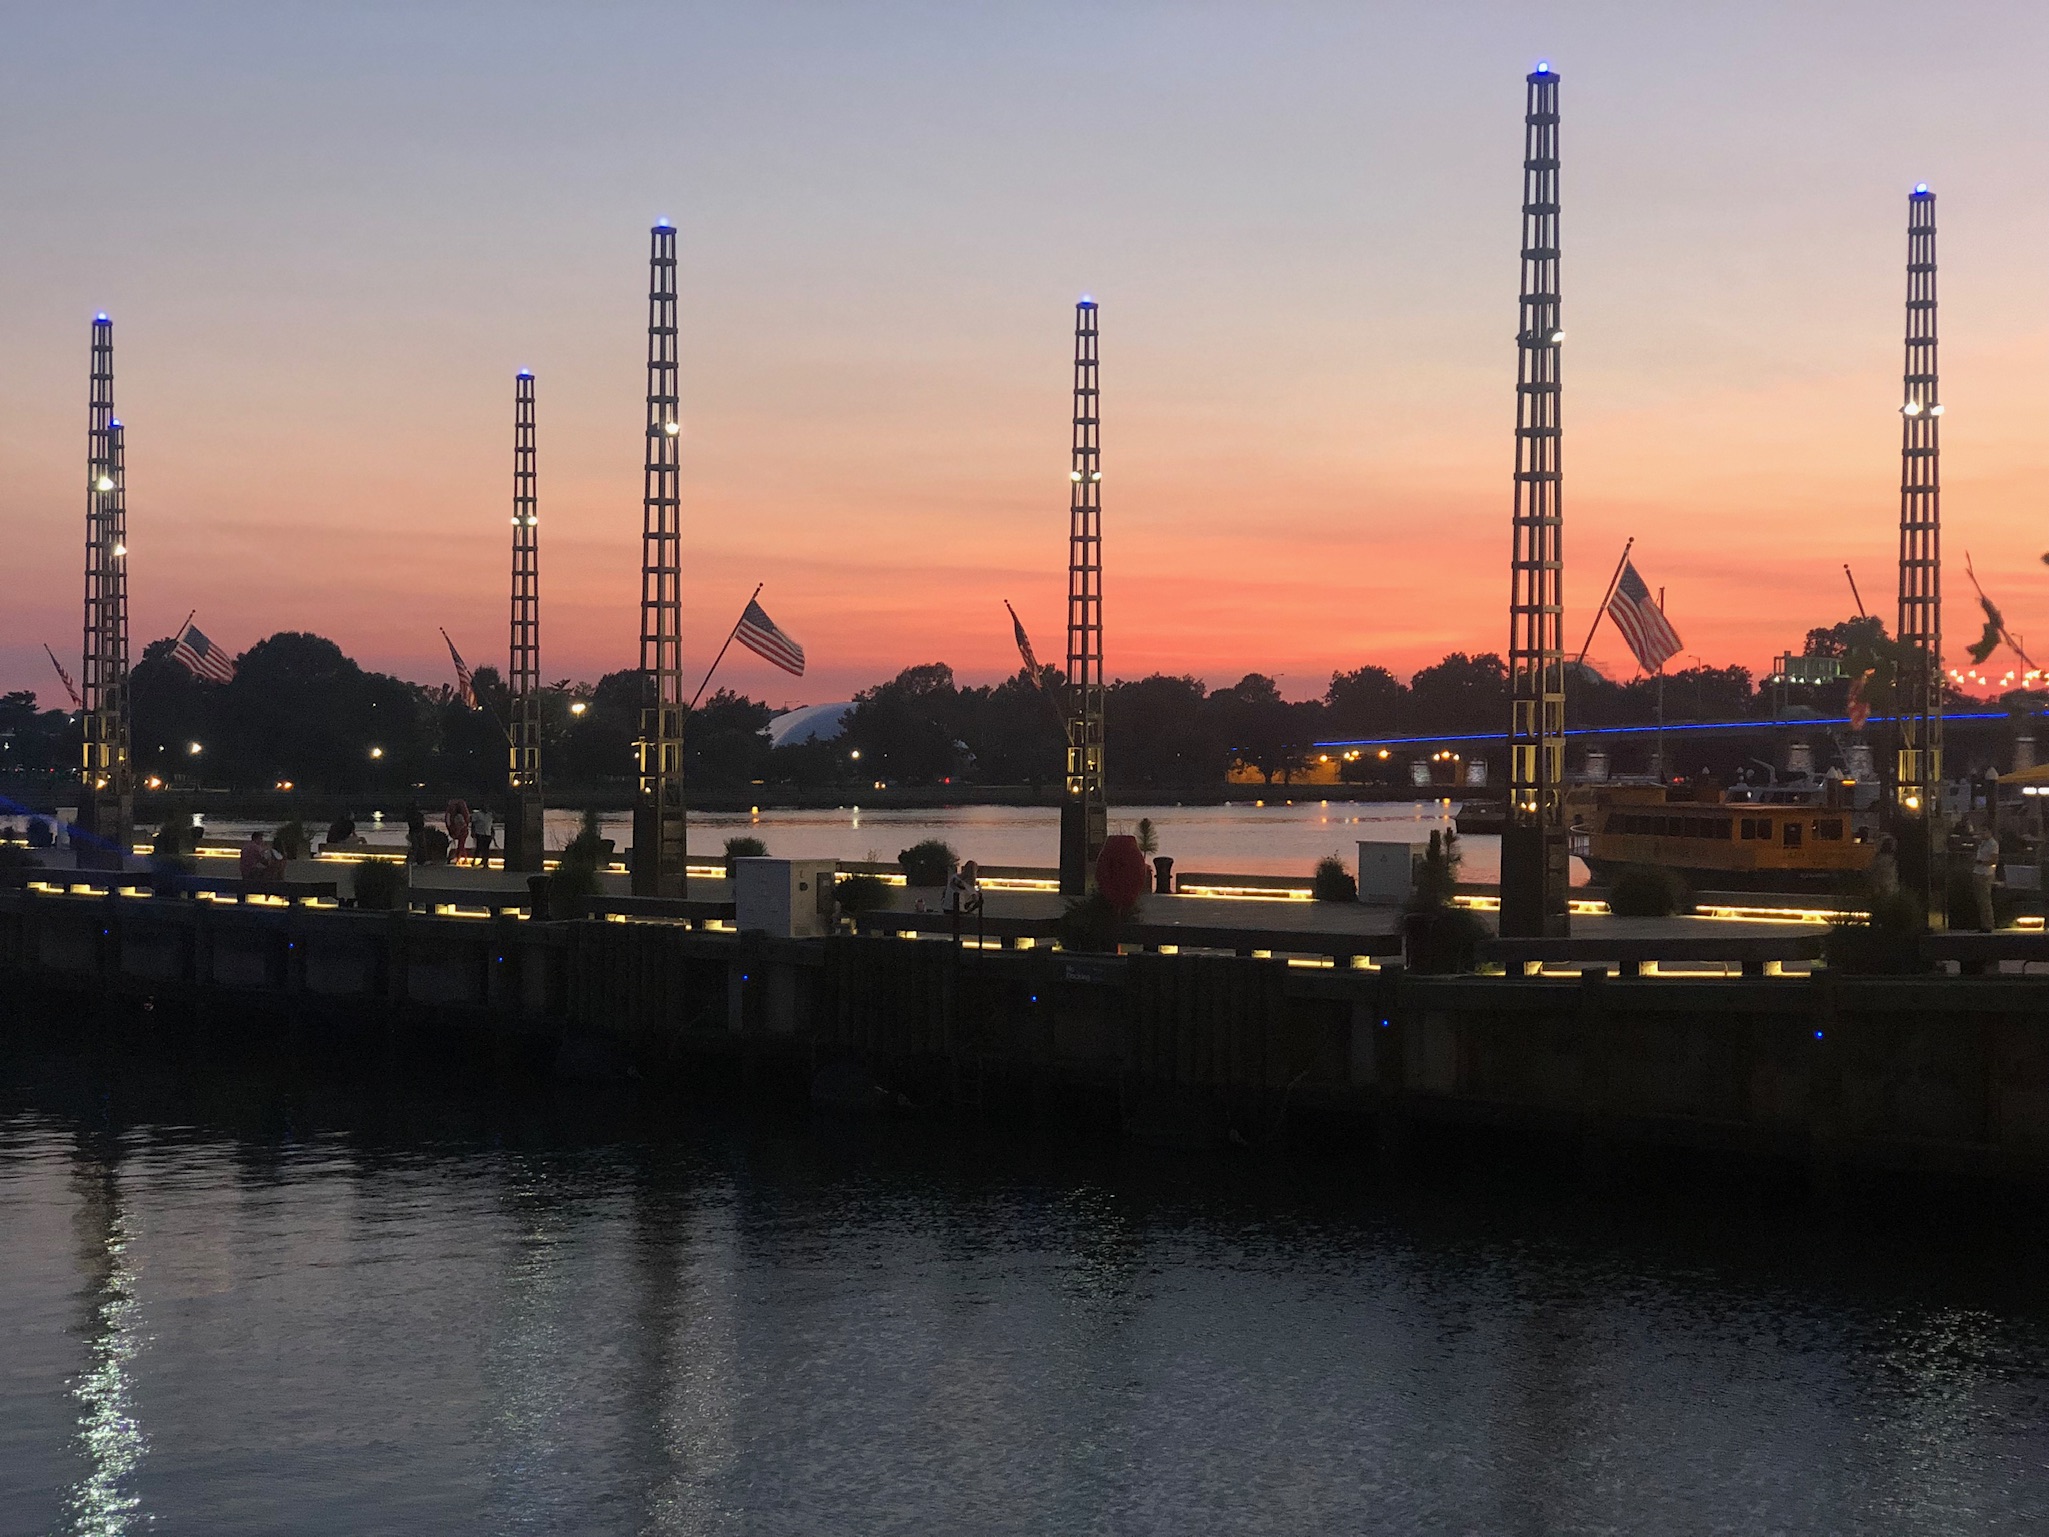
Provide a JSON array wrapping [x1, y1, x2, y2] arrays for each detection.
[[72, 791, 133, 873], [1059, 797, 1106, 897], [632, 795, 687, 898], [503, 792, 546, 873], [1499, 823, 1570, 939]]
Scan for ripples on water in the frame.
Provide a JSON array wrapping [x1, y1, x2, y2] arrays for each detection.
[[4, 1050, 2049, 1534]]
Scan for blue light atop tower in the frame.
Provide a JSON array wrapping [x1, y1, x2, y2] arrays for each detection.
[[653, 216, 672, 229], [517, 368, 533, 379], [1914, 182, 1930, 194], [95, 312, 108, 322], [1535, 60, 1550, 74], [1078, 292, 1096, 309]]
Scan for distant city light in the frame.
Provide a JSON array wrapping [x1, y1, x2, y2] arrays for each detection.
[[187, 742, 202, 755], [850, 749, 861, 760], [369, 746, 384, 759], [569, 701, 588, 716]]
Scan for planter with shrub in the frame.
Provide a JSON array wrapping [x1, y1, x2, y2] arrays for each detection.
[[1402, 829, 1486, 974], [835, 872, 890, 921], [897, 839, 958, 889], [723, 835, 768, 880], [1312, 855, 1357, 902], [1604, 864, 1693, 918], [351, 859, 408, 913]]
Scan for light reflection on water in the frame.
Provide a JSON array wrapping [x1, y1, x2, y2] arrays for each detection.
[[4, 1092, 2049, 1533], [59, 1150, 148, 1536]]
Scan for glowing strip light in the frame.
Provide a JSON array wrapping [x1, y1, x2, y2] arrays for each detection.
[[1314, 708, 2020, 752], [1173, 883, 1314, 901]]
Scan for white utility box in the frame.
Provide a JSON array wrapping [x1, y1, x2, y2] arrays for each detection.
[[1357, 838, 1432, 906], [734, 858, 838, 938]]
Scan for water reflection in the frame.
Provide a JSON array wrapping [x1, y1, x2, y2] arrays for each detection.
[[61, 1138, 148, 1536], [4, 1068, 2049, 1533]]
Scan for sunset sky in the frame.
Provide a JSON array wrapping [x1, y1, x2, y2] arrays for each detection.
[[4, 3, 2048, 709]]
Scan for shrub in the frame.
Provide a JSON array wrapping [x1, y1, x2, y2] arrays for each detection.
[[1056, 890, 1124, 954], [897, 838, 958, 888], [552, 812, 607, 904], [1312, 855, 1357, 902], [1407, 829, 1462, 913], [352, 859, 408, 912], [273, 820, 309, 861], [1605, 864, 1694, 918], [835, 872, 890, 917], [1825, 887, 1932, 974], [723, 835, 769, 879], [1135, 817, 1159, 858], [26, 818, 53, 848], [151, 817, 193, 861]]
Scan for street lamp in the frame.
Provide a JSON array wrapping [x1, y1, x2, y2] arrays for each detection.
[[187, 742, 202, 756], [369, 746, 385, 760], [569, 701, 588, 716]]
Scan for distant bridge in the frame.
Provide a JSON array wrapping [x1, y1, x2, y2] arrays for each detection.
[[1313, 709, 2029, 754]]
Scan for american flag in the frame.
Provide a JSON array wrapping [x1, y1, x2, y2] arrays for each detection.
[[440, 628, 476, 706], [42, 643, 83, 708], [735, 598, 805, 677], [171, 619, 237, 683], [1605, 559, 1683, 673], [1005, 600, 1043, 687]]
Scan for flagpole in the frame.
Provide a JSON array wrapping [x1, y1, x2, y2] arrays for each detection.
[[689, 584, 763, 712], [1654, 586, 1667, 781], [1574, 537, 1634, 666], [1843, 565, 1867, 620]]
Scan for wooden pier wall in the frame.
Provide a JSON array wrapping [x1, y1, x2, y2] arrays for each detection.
[[4, 889, 2048, 1183]]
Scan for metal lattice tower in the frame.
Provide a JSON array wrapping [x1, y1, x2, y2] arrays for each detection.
[[79, 313, 132, 867], [633, 220, 687, 896], [1896, 184, 1943, 908], [1501, 63, 1569, 939], [505, 369, 545, 870], [1059, 297, 1106, 896]]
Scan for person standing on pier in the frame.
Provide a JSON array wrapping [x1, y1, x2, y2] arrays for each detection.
[[945, 860, 984, 945]]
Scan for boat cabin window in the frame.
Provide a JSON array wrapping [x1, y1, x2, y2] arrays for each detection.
[[1816, 819, 1844, 841], [1783, 821, 1804, 849], [1740, 818, 1771, 840]]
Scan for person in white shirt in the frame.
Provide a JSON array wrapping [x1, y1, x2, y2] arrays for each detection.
[[1971, 827, 2001, 931], [944, 860, 983, 942]]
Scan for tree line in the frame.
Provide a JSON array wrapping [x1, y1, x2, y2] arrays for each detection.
[[0, 620, 1930, 799]]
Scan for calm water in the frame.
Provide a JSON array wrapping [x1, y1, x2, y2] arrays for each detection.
[[12, 800, 1604, 885], [4, 1038, 2048, 1534]]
